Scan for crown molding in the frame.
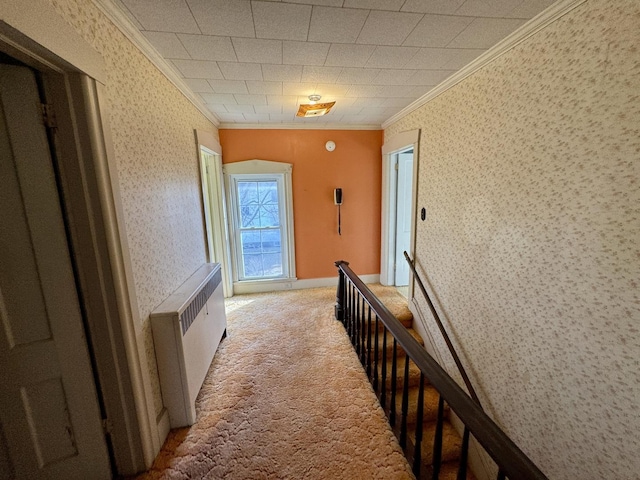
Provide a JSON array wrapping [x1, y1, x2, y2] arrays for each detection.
[[219, 122, 382, 130], [91, 0, 220, 127], [382, 0, 588, 129]]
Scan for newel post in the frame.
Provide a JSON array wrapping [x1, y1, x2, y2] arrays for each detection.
[[334, 260, 348, 321]]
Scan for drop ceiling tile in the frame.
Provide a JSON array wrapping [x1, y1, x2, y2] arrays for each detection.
[[225, 104, 256, 113], [372, 69, 415, 85], [365, 46, 420, 68], [252, 2, 312, 41], [455, 0, 524, 18], [406, 69, 455, 85], [262, 64, 304, 82], [234, 94, 268, 105], [409, 47, 485, 69], [218, 62, 263, 80], [448, 17, 526, 48], [122, 0, 200, 33], [400, 0, 465, 14], [404, 14, 474, 47], [172, 60, 224, 79], [325, 44, 376, 67], [184, 78, 214, 92], [314, 83, 350, 96], [243, 113, 272, 122], [200, 93, 237, 104], [254, 105, 283, 114], [143, 32, 190, 59], [177, 34, 237, 61], [208, 79, 249, 94], [282, 82, 317, 95], [343, 0, 405, 11], [308, 7, 369, 44], [301, 66, 343, 83], [336, 67, 381, 84], [232, 38, 283, 64], [246, 81, 283, 95], [508, 0, 555, 18], [187, 0, 254, 37], [267, 95, 299, 106], [283, 41, 330, 66], [357, 11, 423, 46]]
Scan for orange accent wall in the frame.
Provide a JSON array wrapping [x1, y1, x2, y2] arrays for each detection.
[[219, 129, 383, 279]]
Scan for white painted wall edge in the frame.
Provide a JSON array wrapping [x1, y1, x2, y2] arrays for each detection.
[[381, 0, 588, 129], [219, 123, 382, 130], [91, 0, 220, 127], [233, 274, 380, 295]]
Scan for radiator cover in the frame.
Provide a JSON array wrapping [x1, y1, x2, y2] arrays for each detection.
[[151, 263, 227, 428]]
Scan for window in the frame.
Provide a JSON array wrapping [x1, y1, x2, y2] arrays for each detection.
[[224, 160, 295, 284]]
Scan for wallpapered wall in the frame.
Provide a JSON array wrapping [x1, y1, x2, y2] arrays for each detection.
[[48, 0, 217, 416], [219, 129, 383, 279], [385, 1, 639, 478]]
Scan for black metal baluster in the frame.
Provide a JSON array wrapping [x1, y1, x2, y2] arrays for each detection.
[[355, 294, 361, 357], [413, 372, 425, 478], [399, 355, 410, 449], [432, 396, 445, 480], [349, 283, 355, 345], [381, 326, 387, 411], [373, 314, 380, 392], [457, 427, 470, 480], [366, 306, 372, 379], [390, 337, 398, 427], [360, 297, 367, 365]]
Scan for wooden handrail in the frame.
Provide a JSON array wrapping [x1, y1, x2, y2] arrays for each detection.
[[335, 260, 548, 480]]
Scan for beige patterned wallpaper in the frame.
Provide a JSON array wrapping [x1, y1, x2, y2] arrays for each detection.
[[386, 1, 639, 478], [48, 0, 217, 415]]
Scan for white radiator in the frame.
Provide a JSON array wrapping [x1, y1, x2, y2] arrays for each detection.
[[151, 263, 227, 428]]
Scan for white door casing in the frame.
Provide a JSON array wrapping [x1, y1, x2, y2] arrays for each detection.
[[0, 65, 111, 479], [395, 151, 414, 286]]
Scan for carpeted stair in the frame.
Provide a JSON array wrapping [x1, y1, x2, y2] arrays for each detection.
[[367, 285, 475, 480]]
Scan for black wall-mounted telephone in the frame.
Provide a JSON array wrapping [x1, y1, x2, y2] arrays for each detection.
[[334, 188, 343, 205]]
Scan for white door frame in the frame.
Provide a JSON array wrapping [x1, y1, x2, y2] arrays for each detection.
[[1, 1, 153, 474], [380, 130, 420, 293]]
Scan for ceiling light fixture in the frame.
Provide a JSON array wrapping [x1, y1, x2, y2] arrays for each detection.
[[296, 94, 335, 118]]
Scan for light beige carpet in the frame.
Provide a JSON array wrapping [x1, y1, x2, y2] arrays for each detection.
[[137, 286, 414, 480]]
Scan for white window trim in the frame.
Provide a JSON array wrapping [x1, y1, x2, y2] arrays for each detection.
[[223, 160, 296, 290]]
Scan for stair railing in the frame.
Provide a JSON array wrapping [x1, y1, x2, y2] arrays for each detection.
[[403, 251, 482, 408], [335, 260, 548, 480]]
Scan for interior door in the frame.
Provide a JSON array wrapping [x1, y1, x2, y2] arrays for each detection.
[[394, 151, 414, 286], [0, 64, 111, 479]]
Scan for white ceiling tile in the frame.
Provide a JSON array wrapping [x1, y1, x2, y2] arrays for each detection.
[[282, 82, 318, 95], [403, 14, 473, 47], [143, 32, 190, 59], [200, 93, 237, 104], [441, 48, 486, 69], [243, 113, 272, 122], [378, 84, 421, 97], [217, 112, 246, 122], [225, 104, 256, 113], [287, 0, 343, 5], [245, 81, 283, 95], [205, 104, 228, 113], [254, 105, 283, 114], [410, 85, 436, 97], [234, 94, 268, 105], [325, 44, 376, 67], [177, 34, 237, 61], [409, 47, 485, 69], [308, 7, 369, 44], [336, 67, 380, 84], [372, 69, 415, 85], [455, 0, 524, 18], [508, 0, 556, 18], [267, 95, 299, 106], [400, 0, 465, 14], [270, 113, 297, 122], [340, 114, 375, 124], [314, 83, 350, 96], [406, 69, 455, 85], [232, 38, 283, 64], [114, 0, 145, 29], [262, 64, 304, 82], [346, 84, 386, 97], [184, 78, 214, 92], [382, 97, 414, 107], [448, 17, 526, 48], [283, 41, 330, 66], [218, 62, 264, 80], [187, 0, 255, 37], [365, 46, 419, 68], [208, 79, 249, 94], [172, 59, 224, 79], [122, 0, 200, 33], [301, 66, 343, 83], [343, 0, 405, 11], [359, 106, 397, 116], [252, 2, 312, 41], [357, 11, 423, 46], [332, 105, 363, 115]]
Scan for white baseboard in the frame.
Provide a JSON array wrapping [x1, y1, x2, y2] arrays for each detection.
[[232, 274, 380, 295]]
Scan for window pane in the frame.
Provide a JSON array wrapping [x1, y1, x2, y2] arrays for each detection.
[[258, 181, 278, 204], [259, 205, 279, 227], [240, 205, 260, 228], [240, 231, 260, 255], [262, 253, 282, 277], [261, 229, 281, 254], [242, 254, 263, 278], [238, 181, 258, 205]]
